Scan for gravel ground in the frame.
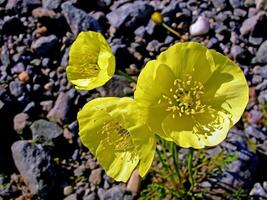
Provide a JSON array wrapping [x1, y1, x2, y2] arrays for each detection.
[[1, 0, 267, 199]]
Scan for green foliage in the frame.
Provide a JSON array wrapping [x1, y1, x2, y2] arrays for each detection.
[[139, 138, 241, 200]]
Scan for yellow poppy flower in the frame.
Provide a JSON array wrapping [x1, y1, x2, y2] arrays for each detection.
[[134, 42, 248, 149], [66, 31, 115, 90], [78, 97, 156, 182]]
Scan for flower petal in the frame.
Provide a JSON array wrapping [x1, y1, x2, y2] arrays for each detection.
[[135, 61, 176, 107]]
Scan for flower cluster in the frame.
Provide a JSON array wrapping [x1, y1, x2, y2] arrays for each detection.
[[66, 31, 248, 182]]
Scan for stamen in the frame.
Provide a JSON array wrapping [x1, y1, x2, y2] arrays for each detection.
[[99, 121, 138, 161], [158, 74, 207, 117]]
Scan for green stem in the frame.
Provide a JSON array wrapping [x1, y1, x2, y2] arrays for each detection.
[[187, 148, 195, 193], [162, 22, 180, 38], [171, 143, 182, 186], [116, 69, 137, 83]]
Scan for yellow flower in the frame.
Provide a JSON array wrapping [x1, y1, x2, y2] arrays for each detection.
[[78, 97, 156, 182], [134, 42, 248, 149], [66, 31, 115, 90]]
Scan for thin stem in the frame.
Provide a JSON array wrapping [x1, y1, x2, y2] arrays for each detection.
[[116, 69, 137, 83], [187, 148, 195, 193], [162, 22, 180, 38], [171, 143, 182, 186]]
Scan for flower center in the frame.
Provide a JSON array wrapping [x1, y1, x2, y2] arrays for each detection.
[[99, 120, 138, 159], [159, 74, 208, 118], [79, 53, 100, 78]]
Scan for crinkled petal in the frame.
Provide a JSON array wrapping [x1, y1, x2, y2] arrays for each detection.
[[202, 50, 249, 125], [135, 61, 176, 107], [157, 42, 212, 80]]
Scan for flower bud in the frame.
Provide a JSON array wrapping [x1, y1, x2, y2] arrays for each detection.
[[151, 12, 163, 24]]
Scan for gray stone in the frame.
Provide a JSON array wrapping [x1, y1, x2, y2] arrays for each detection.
[[30, 119, 63, 141], [89, 168, 102, 186], [13, 113, 29, 133], [161, 1, 180, 16], [1, 44, 10, 67], [63, 194, 77, 200], [61, 2, 102, 36], [11, 140, 55, 196], [229, 0, 242, 7], [31, 35, 58, 56], [9, 80, 25, 97], [103, 186, 124, 200], [211, 0, 227, 10], [42, 0, 61, 10], [47, 91, 72, 124], [106, 1, 153, 30], [83, 192, 97, 200], [258, 90, 267, 104], [250, 183, 267, 197], [256, 40, 267, 64], [104, 75, 133, 97], [240, 11, 266, 36], [245, 126, 266, 141]]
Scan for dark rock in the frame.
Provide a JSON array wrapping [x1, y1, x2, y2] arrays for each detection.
[[63, 193, 77, 200], [61, 2, 102, 36], [13, 112, 29, 133], [47, 91, 73, 124], [42, 0, 62, 10], [31, 35, 58, 56], [30, 119, 63, 141], [240, 11, 266, 36], [23, 0, 41, 9], [89, 168, 102, 186], [254, 65, 267, 78], [103, 186, 124, 200], [229, 0, 242, 8], [245, 126, 266, 141], [0, 44, 10, 67], [211, 0, 228, 10], [9, 80, 25, 97], [250, 182, 267, 197], [106, 1, 153, 30], [11, 140, 55, 196], [255, 40, 267, 64], [2, 16, 25, 35], [105, 75, 133, 97], [161, 1, 180, 17], [230, 45, 252, 64]]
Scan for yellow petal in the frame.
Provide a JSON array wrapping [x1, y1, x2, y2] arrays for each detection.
[[135, 61, 176, 107], [202, 50, 249, 125], [157, 42, 211, 80]]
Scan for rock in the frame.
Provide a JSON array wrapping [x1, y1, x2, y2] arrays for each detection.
[[256, 0, 267, 10], [18, 71, 30, 83], [63, 186, 73, 196], [254, 65, 267, 78], [250, 182, 267, 197], [2, 16, 25, 35], [85, 158, 97, 170], [32, 7, 57, 18], [11, 63, 25, 74], [245, 126, 266, 141], [211, 0, 228, 10], [104, 75, 133, 97], [189, 16, 210, 37], [83, 192, 96, 200], [47, 92, 72, 124], [5, 0, 22, 10], [126, 170, 141, 193], [9, 80, 25, 97], [240, 11, 266, 36], [146, 40, 162, 52], [31, 35, 58, 56], [229, 0, 242, 8], [255, 40, 267, 64], [42, 0, 62, 10], [106, 1, 153, 30], [11, 140, 55, 196], [230, 45, 252, 64], [40, 100, 53, 112], [1, 44, 10, 67], [89, 168, 102, 186], [63, 194, 77, 200], [30, 119, 63, 141], [161, 1, 180, 17], [61, 2, 102, 36], [23, 0, 41, 9], [103, 186, 124, 200], [13, 113, 29, 133]]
